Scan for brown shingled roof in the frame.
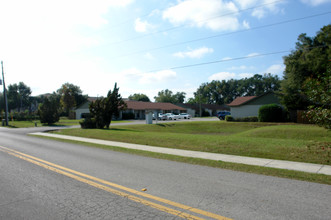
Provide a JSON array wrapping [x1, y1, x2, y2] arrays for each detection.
[[125, 100, 186, 111], [228, 96, 257, 107]]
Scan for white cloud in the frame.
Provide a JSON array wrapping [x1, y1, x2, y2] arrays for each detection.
[[209, 71, 257, 81], [251, 8, 266, 19], [108, 0, 135, 7], [301, 0, 331, 6], [265, 64, 285, 76], [235, 0, 258, 8], [144, 53, 155, 60], [239, 73, 254, 78], [173, 47, 214, 58], [234, 0, 285, 19], [243, 20, 250, 29], [134, 18, 153, 33], [228, 65, 255, 70], [247, 52, 260, 57], [222, 57, 232, 61], [208, 72, 236, 81], [149, 9, 161, 17], [121, 68, 177, 84], [163, 0, 240, 31]]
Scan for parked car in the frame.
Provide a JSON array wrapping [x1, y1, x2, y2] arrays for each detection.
[[164, 113, 179, 120], [217, 111, 231, 120], [177, 113, 191, 119], [153, 113, 167, 120]]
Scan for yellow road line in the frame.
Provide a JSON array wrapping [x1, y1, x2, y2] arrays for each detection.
[[0, 146, 232, 220]]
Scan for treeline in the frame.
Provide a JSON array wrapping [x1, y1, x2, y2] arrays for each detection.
[[128, 73, 280, 105], [189, 73, 280, 105], [0, 82, 88, 120]]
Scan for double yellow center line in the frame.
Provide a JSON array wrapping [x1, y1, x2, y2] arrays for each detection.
[[0, 145, 231, 220]]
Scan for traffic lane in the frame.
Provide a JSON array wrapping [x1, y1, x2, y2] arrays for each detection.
[[0, 132, 231, 219], [0, 149, 183, 220], [1, 131, 331, 219]]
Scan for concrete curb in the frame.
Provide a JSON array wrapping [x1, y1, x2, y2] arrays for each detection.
[[30, 132, 331, 176]]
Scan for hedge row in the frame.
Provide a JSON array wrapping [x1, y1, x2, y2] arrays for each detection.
[[1, 112, 39, 121], [225, 104, 286, 123], [225, 115, 258, 122]]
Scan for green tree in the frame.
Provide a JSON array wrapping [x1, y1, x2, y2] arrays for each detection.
[[38, 93, 60, 125], [103, 83, 127, 128], [57, 83, 87, 116], [7, 82, 32, 112], [238, 74, 280, 96], [128, 93, 150, 102], [194, 74, 280, 105], [280, 24, 331, 110], [88, 83, 127, 129], [173, 92, 186, 103], [154, 89, 174, 103], [89, 98, 106, 128], [154, 89, 186, 103], [304, 71, 331, 129], [186, 97, 198, 104]]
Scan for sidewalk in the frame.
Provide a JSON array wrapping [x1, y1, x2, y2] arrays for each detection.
[[31, 132, 331, 176]]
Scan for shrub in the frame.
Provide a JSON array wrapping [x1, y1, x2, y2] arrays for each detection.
[[122, 112, 135, 120], [225, 115, 234, 121], [11, 111, 39, 121], [238, 116, 258, 122], [202, 111, 210, 117], [305, 108, 331, 129], [38, 97, 60, 125], [79, 117, 97, 129], [81, 113, 91, 118], [230, 116, 258, 122], [258, 104, 283, 122]]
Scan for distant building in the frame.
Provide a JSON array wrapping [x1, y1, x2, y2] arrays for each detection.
[[75, 99, 186, 120], [228, 92, 281, 119], [176, 103, 230, 117]]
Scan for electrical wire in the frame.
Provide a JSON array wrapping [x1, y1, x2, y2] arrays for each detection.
[[106, 0, 286, 45], [141, 45, 329, 73], [110, 11, 330, 59]]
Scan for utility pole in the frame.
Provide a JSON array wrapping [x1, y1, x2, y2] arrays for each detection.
[[1, 61, 9, 126], [199, 91, 202, 117]]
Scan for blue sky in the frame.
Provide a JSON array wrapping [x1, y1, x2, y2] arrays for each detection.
[[0, 0, 330, 101]]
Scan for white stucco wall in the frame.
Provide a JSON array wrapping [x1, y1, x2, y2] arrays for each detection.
[[230, 105, 263, 118], [75, 108, 90, 119], [186, 109, 195, 117]]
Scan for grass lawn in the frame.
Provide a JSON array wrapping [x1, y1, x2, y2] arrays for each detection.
[[55, 121, 331, 165], [1, 119, 132, 128]]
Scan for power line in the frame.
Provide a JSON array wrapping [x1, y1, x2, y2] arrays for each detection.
[[111, 11, 330, 59], [75, 0, 286, 51], [106, 0, 285, 45], [142, 45, 329, 74]]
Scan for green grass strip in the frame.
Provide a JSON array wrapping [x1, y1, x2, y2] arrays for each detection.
[[32, 135, 331, 185]]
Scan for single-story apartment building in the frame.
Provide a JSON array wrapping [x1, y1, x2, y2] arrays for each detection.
[[176, 103, 230, 117], [122, 100, 186, 119], [75, 99, 186, 120], [228, 92, 281, 119]]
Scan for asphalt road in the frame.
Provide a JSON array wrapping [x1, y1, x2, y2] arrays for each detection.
[[0, 127, 330, 220]]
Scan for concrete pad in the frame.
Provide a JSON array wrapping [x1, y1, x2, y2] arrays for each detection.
[[318, 165, 331, 175], [265, 160, 323, 173], [222, 155, 273, 166]]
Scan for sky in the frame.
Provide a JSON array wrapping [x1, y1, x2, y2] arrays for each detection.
[[0, 0, 330, 101]]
